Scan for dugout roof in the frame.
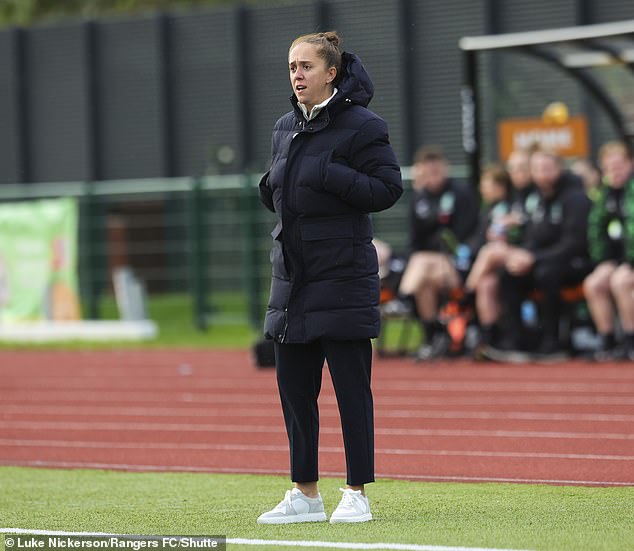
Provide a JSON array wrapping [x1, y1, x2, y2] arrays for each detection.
[[459, 19, 634, 181]]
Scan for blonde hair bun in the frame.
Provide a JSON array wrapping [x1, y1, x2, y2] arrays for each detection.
[[321, 31, 341, 48]]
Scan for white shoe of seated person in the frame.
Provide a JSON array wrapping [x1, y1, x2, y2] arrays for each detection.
[[329, 487, 372, 524], [256, 488, 327, 524]]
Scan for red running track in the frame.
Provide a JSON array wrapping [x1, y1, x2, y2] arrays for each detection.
[[1, 350, 633, 486]]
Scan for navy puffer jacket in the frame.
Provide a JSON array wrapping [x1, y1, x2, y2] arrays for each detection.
[[259, 51, 402, 343]]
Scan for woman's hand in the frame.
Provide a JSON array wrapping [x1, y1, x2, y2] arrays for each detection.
[[505, 248, 535, 275], [499, 212, 523, 229], [486, 225, 507, 243], [305, 150, 334, 192]]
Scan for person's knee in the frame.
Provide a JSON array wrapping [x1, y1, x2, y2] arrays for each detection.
[[400, 260, 432, 294], [417, 256, 442, 283], [584, 272, 608, 298], [477, 243, 504, 266], [434, 257, 460, 290], [609, 267, 632, 295], [409, 253, 434, 272]]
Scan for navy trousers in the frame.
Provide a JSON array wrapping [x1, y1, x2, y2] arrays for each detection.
[[274, 338, 374, 486]]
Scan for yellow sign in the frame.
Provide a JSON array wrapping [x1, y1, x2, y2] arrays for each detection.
[[498, 116, 589, 160]]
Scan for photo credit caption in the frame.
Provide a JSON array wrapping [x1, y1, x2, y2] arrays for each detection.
[[3, 535, 226, 550]]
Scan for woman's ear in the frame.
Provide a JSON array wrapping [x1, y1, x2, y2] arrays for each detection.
[[327, 66, 337, 84]]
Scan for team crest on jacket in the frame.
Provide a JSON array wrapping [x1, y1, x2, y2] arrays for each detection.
[[439, 192, 455, 214], [524, 193, 540, 215], [550, 202, 563, 224], [415, 199, 431, 219], [607, 218, 623, 239]]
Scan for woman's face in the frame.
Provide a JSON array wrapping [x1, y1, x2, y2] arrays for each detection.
[[288, 42, 337, 112]]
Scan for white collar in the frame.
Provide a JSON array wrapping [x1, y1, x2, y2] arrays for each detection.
[[298, 88, 338, 122]]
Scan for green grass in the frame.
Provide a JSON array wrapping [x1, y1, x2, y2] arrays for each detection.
[[1, 467, 633, 551], [98, 291, 260, 348], [0, 293, 259, 350], [0, 293, 423, 353]]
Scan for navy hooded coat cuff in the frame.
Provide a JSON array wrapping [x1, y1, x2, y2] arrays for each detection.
[[324, 160, 402, 213]]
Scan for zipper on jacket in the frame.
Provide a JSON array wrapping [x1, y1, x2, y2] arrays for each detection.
[[280, 308, 288, 343], [279, 116, 312, 344], [280, 127, 303, 342]]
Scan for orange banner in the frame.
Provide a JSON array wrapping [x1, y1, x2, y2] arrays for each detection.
[[498, 116, 589, 160]]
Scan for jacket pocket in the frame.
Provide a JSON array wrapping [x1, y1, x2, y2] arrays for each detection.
[[300, 216, 354, 279], [269, 222, 289, 280]]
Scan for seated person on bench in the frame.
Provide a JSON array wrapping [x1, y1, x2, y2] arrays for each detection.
[[584, 141, 634, 362], [459, 164, 513, 354], [398, 145, 478, 360], [461, 148, 540, 351], [486, 148, 592, 359]]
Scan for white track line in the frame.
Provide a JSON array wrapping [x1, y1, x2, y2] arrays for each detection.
[[1, 420, 633, 440], [2, 460, 631, 486], [2, 404, 634, 422], [4, 371, 633, 384], [5, 393, 634, 406], [5, 384, 634, 401], [2, 405, 633, 422], [3, 406, 634, 423], [372, 411, 634, 422], [0, 529, 534, 551], [2, 439, 632, 461], [4, 379, 634, 393]]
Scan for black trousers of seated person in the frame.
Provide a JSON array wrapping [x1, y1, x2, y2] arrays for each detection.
[[499, 260, 590, 346], [274, 339, 374, 486]]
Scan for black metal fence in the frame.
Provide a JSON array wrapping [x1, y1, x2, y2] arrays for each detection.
[[2, 0, 634, 186], [0, 172, 425, 328]]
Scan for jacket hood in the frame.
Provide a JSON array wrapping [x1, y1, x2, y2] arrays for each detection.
[[334, 51, 374, 108]]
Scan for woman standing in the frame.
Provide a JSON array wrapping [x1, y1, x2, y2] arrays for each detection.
[[257, 31, 402, 524]]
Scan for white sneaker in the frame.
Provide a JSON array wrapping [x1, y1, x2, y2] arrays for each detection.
[[256, 488, 327, 524], [329, 487, 372, 523]]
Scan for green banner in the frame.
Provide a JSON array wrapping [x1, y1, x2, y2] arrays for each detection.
[[0, 198, 80, 323]]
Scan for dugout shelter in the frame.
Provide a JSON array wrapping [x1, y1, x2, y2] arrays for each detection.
[[460, 20, 634, 182]]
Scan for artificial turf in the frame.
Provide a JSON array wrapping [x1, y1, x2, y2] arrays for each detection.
[[1, 467, 633, 551]]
